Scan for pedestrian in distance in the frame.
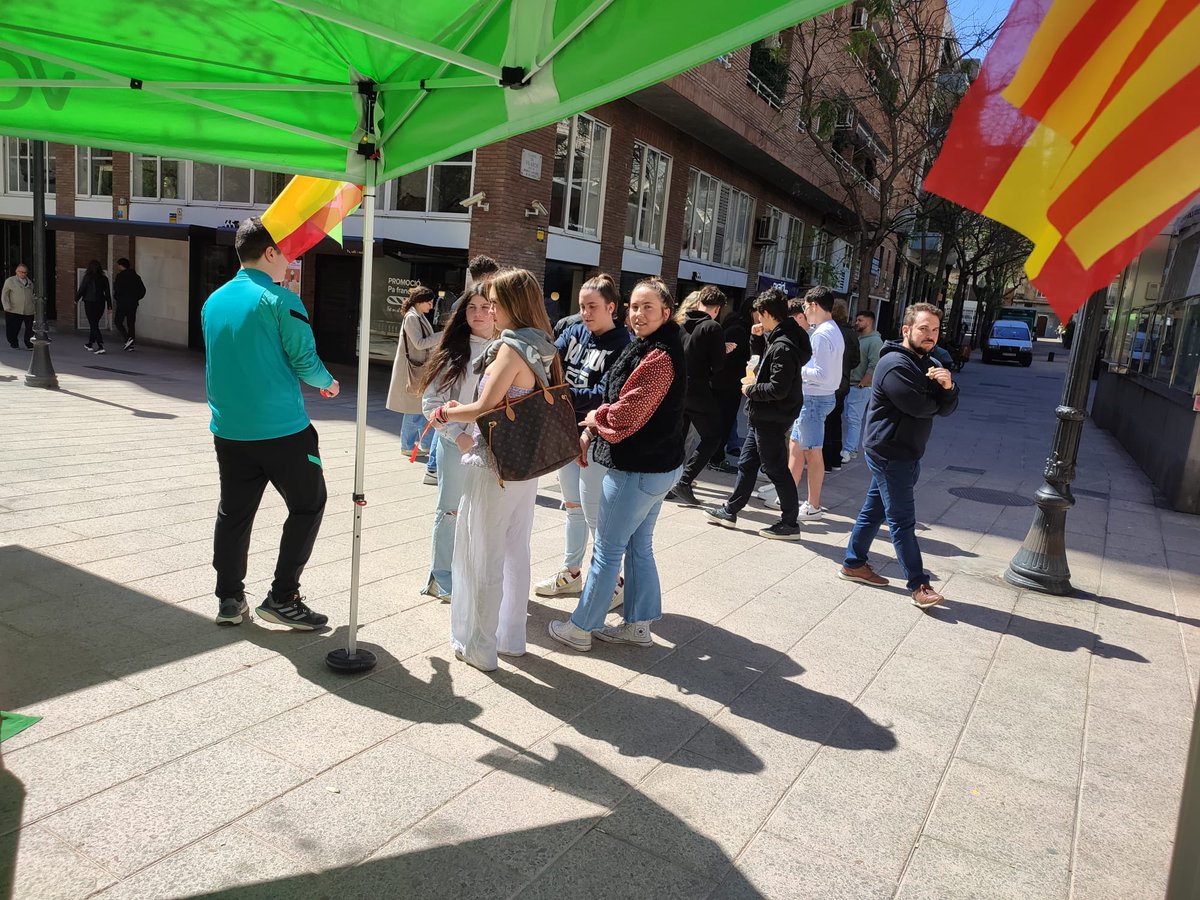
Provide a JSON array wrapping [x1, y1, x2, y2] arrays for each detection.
[[839, 302, 960, 609], [785, 286, 844, 519], [535, 273, 631, 605], [842, 309, 884, 462], [549, 277, 687, 653], [203, 217, 340, 629], [76, 259, 111, 354], [704, 287, 811, 539], [112, 257, 146, 351], [2, 262, 35, 350], [712, 295, 753, 471], [433, 268, 563, 673], [386, 286, 441, 475], [418, 284, 496, 602], [821, 298, 861, 473], [668, 285, 728, 506]]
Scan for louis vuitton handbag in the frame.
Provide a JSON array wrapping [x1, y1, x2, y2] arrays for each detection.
[[478, 379, 580, 485]]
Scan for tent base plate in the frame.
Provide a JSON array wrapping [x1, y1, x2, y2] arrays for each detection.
[[325, 647, 378, 673]]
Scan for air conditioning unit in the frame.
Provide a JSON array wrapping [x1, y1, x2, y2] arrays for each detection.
[[835, 106, 856, 129], [850, 6, 870, 30], [753, 215, 779, 245]]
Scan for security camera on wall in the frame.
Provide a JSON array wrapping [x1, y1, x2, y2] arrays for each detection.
[[460, 192, 489, 212]]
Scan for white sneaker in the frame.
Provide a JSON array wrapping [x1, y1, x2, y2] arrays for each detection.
[[798, 501, 823, 520], [535, 569, 582, 597], [754, 483, 777, 501], [764, 494, 782, 510], [124, 338, 134, 350], [595, 621, 653, 647], [94, 347, 106, 354], [422, 470, 438, 485], [840, 450, 853, 464], [609, 579, 624, 612], [548, 619, 592, 651]]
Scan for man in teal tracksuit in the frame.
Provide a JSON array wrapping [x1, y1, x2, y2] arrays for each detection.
[[203, 217, 340, 629]]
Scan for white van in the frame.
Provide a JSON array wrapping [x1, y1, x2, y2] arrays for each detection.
[[983, 320, 1034, 367]]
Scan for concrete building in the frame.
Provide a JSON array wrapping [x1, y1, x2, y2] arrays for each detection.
[[1, 2, 955, 364]]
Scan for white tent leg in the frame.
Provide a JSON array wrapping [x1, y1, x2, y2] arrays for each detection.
[[327, 178, 378, 673]]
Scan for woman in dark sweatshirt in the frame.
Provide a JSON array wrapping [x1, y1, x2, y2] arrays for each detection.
[[535, 274, 631, 602]]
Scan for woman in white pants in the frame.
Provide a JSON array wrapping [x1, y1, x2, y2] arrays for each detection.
[[419, 285, 495, 601], [434, 268, 563, 672]]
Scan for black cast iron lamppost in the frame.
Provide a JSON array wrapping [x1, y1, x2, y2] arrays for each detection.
[[25, 138, 58, 390], [1004, 287, 1106, 594]]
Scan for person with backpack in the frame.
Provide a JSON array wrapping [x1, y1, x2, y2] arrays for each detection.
[[112, 258, 147, 351]]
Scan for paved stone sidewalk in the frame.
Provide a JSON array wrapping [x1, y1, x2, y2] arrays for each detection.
[[0, 336, 1196, 899]]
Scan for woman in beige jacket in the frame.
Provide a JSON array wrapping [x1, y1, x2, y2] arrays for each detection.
[[386, 286, 441, 459]]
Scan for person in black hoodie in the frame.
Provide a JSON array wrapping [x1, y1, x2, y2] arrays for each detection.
[[669, 285, 727, 505], [711, 296, 752, 471], [76, 259, 111, 354], [839, 302, 959, 609], [704, 287, 812, 539], [112, 258, 147, 351], [822, 298, 861, 472]]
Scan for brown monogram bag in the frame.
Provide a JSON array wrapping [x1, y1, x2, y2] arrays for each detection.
[[477, 379, 580, 485]]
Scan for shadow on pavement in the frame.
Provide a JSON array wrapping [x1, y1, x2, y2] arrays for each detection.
[[926, 598, 1149, 661], [56, 388, 179, 420], [1088, 592, 1200, 629]]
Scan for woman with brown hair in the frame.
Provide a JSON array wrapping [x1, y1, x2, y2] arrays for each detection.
[[385, 286, 440, 467], [77, 259, 112, 354], [549, 277, 687, 653], [431, 268, 563, 672]]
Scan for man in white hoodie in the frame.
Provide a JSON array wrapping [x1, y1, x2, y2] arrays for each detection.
[[789, 286, 843, 519]]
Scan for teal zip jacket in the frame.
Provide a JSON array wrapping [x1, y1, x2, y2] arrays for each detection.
[[202, 268, 334, 441]]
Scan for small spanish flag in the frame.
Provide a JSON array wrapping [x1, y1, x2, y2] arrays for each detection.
[[924, 0, 1200, 321], [261, 176, 363, 262]]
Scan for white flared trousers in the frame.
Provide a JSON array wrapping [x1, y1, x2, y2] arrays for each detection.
[[450, 465, 538, 670]]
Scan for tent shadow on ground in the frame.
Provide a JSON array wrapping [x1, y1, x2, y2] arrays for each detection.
[[1087, 592, 1200, 630], [925, 598, 1150, 661], [0, 547, 899, 898]]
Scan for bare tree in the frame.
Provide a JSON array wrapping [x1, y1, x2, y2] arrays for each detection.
[[765, 0, 998, 307]]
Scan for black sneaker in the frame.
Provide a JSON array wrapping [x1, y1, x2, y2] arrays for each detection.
[[256, 591, 328, 630], [704, 506, 738, 528], [759, 521, 802, 541], [671, 481, 699, 505], [215, 596, 249, 625], [708, 459, 739, 475]]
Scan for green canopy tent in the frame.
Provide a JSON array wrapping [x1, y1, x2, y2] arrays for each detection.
[[1, 0, 835, 669]]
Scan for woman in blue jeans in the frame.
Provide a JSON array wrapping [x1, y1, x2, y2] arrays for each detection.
[[419, 286, 495, 600], [549, 278, 687, 651]]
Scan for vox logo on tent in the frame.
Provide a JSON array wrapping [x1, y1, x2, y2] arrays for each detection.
[[0, 53, 75, 111]]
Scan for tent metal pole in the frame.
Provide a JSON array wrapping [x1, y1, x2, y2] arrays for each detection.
[[326, 168, 378, 674]]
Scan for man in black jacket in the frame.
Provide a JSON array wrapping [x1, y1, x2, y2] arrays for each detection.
[[112, 258, 146, 351], [670, 285, 728, 505], [823, 298, 862, 472], [839, 303, 959, 608], [704, 288, 811, 539]]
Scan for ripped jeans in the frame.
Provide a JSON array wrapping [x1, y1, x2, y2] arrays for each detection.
[[558, 445, 609, 571], [428, 431, 468, 594]]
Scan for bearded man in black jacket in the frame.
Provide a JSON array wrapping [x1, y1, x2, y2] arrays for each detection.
[[704, 288, 811, 540]]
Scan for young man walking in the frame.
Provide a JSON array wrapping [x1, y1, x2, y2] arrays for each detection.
[[670, 285, 727, 505], [839, 303, 959, 609], [112, 258, 146, 351], [842, 309, 884, 462], [203, 217, 340, 629], [787, 287, 843, 519], [704, 288, 811, 539]]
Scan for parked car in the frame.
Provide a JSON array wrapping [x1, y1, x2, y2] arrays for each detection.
[[982, 320, 1034, 367]]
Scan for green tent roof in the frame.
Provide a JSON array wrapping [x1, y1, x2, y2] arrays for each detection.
[[1, 0, 837, 182]]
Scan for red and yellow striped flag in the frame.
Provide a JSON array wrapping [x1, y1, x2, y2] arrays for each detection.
[[924, 0, 1200, 320], [261, 176, 363, 262]]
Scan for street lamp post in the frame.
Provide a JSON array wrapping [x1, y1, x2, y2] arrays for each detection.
[[25, 139, 58, 390], [1004, 288, 1106, 594]]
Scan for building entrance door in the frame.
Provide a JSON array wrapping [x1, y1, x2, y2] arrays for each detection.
[[315, 255, 360, 364]]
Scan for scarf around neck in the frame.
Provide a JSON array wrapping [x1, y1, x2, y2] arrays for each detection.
[[476, 327, 557, 385]]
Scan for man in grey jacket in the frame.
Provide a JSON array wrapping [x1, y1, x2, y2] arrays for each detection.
[[2, 263, 36, 350]]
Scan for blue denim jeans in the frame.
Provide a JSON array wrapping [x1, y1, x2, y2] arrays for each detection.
[[429, 432, 466, 593], [844, 454, 926, 591], [570, 465, 681, 631], [426, 434, 439, 474], [400, 412, 433, 452], [843, 386, 870, 454], [791, 393, 836, 448], [558, 446, 609, 571]]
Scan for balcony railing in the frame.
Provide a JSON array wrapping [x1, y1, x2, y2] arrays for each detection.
[[745, 70, 784, 110], [831, 152, 880, 198]]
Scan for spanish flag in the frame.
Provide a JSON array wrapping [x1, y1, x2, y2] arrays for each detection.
[[924, 0, 1200, 321], [261, 176, 364, 262]]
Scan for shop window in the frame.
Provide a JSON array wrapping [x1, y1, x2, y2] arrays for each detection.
[[682, 169, 753, 269], [625, 141, 671, 252], [1170, 298, 1200, 392], [132, 155, 182, 200], [388, 152, 473, 215], [551, 114, 610, 237], [76, 147, 113, 198], [4, 139, 55, 195]]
